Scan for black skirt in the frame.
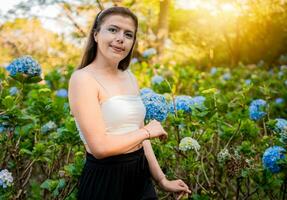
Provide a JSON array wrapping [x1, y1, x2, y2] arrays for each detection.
[[77, 147, 158, 200]]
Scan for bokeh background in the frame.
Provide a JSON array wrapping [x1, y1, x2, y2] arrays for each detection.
[[1, 1, 287, 200]]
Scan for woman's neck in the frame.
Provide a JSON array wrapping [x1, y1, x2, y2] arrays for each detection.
[[91, 55, 120, 75]]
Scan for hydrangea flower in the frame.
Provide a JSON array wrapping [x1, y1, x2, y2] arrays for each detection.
[[179, 137, 200, 152], [130, 58, 138, 64], [9, 87, 18, 96], [0, 124, 5, 133], [56, 89, 68, 98], [142, 48, 157, 58], [217, 148, 231, 164], [278, 71, 284, 78], [41, 121, 57, 134], [141, 92, 169, 122], [190, 96, 206, 110], [274, 118, 287, 134], [140, 88, 154, 96], [275, 98, 284, 104], [210, 67, 217, 75], [222, 72, 231, 80], [249, 99, 267, 121], [169, 95, 193, 114], [245, 79, 251, 85], [151, 75, 164, 85], [0, 169, 13, 189], [6, 55, 41, 77], [262, 146, 286, 173]]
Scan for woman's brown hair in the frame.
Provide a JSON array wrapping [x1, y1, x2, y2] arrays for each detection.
[[77, 6, 138, 71]]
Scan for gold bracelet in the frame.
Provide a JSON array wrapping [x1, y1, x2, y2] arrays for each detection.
[[142, 127, 151, 139]]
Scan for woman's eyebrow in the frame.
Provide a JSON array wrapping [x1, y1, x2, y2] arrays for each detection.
[[109, 24, 134, 33]]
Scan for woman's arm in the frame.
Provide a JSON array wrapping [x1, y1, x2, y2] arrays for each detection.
[[68, 71, 149, 159], [142, 123, 191, 195]]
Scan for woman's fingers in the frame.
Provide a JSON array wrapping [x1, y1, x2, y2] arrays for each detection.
[[178, 180, 191, 193]]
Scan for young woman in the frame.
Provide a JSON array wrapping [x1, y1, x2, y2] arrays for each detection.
[[68, 6, 191, 200]]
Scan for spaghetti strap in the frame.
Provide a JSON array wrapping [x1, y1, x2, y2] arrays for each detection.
[[126, 69, 139, 94], [91, 75, 111, 96]]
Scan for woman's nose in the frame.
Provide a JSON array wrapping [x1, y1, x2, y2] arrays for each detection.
[[115, 32, 124, 43]]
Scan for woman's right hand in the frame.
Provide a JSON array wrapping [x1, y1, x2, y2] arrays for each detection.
[[143, 120, 168, 140]]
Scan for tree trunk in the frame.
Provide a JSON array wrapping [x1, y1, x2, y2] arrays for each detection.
[[156, 0, 170, 58]]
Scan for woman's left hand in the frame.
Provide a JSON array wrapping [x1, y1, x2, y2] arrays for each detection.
[[159, 177, 191, 194]]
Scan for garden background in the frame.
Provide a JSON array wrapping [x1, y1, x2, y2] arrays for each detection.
[[1, 0, 287, 199]]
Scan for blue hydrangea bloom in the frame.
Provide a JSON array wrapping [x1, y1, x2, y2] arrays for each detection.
[[169, 95, 193, 114], [210, 67, 217, 75], [222, 72, 231, 81], [41, 121, 57, 134], [275, 98, 284, 104], [245, 79, 251, 85], [0, 125, 5, 133], [249, 99, 267, 121], [190, 96, 206, 110], [56, 89, 68, 98], [6, 55, 41, 77], [142, 48, 157, 58], [140, 88, 154, 96], [141, 92, 169, 122], [262, 146, 286, 173], [9, 87, 18, 96], [0, 169, 13, 188], [151, 75, 164, 85], [278, 71, 284, 78], [274, 118, 287, 133]]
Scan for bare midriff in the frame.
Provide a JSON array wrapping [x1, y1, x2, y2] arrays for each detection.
[[84, 142, 143, 156]]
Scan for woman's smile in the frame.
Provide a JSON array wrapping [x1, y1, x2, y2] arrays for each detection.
[[109, 44, 125, 53]]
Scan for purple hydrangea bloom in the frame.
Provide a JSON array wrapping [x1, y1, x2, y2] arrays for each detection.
[[141, 92, 169, 122], [262, 146, 286, 173], [6, 55, 41, 77], [249, 99, 267, 121], [130, 58, 138, 64]]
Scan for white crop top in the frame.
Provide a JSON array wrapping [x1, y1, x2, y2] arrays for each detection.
[[74, 70, 146, 144]]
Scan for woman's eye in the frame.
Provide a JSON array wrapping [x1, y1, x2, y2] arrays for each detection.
[[108, 28, 117, 33], [125, 33, 133, 39]]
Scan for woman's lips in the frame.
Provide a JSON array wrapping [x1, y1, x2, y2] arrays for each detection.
[[110, 45, 124, 53]]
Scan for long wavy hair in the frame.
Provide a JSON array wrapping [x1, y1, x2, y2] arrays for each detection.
[[77, 6, 138, 71]]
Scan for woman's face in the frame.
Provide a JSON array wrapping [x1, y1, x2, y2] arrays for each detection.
[[94, 14, 136, 63]]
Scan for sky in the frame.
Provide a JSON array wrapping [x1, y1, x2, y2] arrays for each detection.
[[0, 0, 72, 35]]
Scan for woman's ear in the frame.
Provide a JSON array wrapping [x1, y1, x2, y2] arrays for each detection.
[[94, 32, 98, 43]]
